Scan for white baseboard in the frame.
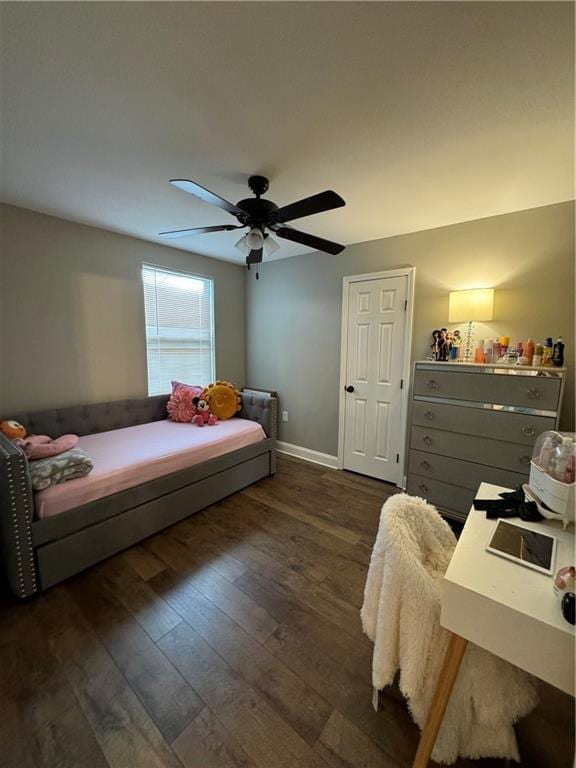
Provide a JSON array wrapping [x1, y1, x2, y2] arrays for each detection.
[[277, 441, 339, 469]]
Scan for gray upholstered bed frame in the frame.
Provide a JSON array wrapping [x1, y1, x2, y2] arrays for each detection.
[[0, 391, 277, 599]]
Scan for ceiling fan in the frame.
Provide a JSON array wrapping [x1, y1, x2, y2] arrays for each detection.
[[158, 175, 346, 273]]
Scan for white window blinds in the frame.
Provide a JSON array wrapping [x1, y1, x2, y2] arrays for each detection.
[[142, 265, 215, 396]]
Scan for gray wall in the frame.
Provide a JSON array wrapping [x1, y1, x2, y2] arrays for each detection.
[[0, 204, 246, 412], [2, 201, 573, 441], [246, 202, 575, 455]]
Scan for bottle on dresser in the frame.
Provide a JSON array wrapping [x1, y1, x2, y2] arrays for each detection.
[[542, 337, 554, 367], [532, 343, 544, 367], [552, 337, 565, 367], [474, 340, 485, 363]]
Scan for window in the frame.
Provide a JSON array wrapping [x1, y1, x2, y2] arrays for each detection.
[[142, 265, 215, 396]]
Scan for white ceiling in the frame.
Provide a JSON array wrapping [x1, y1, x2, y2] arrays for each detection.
[[1, 2, 573, 264]]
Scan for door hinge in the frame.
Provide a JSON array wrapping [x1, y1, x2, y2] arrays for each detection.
[[396, 453, 400, 463], [404, 299, 408, 311], [400, 378, 404, 389]]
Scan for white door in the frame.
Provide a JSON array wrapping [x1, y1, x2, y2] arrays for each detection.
[[341, 274, 409, 484]]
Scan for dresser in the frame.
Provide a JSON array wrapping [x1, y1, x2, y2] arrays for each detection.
[[406, 361, 566, 522]]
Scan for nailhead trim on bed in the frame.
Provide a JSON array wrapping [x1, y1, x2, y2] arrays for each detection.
[[270, 397, 278, 474], [0, 437, 37, 598]]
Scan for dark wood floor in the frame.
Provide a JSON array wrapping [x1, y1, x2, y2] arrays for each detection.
[[0, 456, 573, 768]]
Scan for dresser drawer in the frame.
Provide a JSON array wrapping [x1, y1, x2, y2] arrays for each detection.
[[413, 369, 561, 411], [412, 402, 555, 445], [410, 426, 532, 474], [406, 474, 474, 519], [409, 449, 527, 490]]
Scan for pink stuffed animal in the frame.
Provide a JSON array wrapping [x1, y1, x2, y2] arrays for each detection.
[[192, 397, 217, 427], [15, 434, 79, 460]]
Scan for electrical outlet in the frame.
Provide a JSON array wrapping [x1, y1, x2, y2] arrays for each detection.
[[282, 410, 289, 422]]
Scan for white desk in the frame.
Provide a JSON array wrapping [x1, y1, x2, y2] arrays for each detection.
[[442, 482, 574, 695], [412, 482, 575, 768]]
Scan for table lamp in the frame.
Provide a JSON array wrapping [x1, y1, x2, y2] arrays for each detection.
[[448, 288, 494, 362]]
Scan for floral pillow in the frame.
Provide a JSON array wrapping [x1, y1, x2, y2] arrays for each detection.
[[167, 388, 198, 422]]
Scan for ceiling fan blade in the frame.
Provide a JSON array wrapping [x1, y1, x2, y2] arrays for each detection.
[[158, 224, 242, 239], [247, 248, 263, 264], [170, 179, 243, 216], [274, 226, 345, 255], [275, 190, 345, 223]]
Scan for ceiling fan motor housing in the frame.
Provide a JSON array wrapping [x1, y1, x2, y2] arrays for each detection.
[[235, 196, 279, 230]]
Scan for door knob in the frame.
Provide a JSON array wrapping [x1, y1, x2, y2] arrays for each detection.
[[345, 385, 355, 393]]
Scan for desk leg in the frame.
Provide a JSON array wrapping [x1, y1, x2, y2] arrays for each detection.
[[411, 633, 468, 768]]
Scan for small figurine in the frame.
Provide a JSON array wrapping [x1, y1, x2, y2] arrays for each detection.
[[431, 330, 441, 360], [450, 329, 461, 360], [437, 328, 450, 361]]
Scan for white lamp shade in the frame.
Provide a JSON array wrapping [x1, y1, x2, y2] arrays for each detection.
[[236, 230, 280, 258], [235, 234, 250, 255], [263, 236, 280, 257], [448, 288, 494, 323], [246, 227, 264, 250]]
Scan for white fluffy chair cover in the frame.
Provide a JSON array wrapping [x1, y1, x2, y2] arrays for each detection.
[[361, 493, 538, 764]]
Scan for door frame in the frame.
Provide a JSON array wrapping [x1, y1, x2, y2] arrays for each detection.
[[337, 266, 416, 487]]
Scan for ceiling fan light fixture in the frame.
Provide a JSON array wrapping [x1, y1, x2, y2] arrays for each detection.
[[263, 236, 280, 257], [161, 176, 346, 260], [234, 233, 250, 255], [246, 227, 264, 250]]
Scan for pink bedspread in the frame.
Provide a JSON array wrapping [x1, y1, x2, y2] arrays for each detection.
[[35, 418, 266, 520]]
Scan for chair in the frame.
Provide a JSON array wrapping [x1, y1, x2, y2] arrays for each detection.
[[361, 492, 538, 765]]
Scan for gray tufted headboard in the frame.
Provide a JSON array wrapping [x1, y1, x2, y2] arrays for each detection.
[[9, 395, 170, 439], [8, 391, 277, 440]]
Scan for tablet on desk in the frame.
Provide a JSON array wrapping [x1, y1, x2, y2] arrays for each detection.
[[486, 520, 557, 575]]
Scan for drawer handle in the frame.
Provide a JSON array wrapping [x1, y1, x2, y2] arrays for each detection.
[[420, 460, 431, 471], [424, 410, 434, 420], [422, 435, 433, 445], [527, 387, 541, 399], [519, 455, 531, 466], [418, 483, 429, 494], [521, 426, 535, 437], [426, 379, 438, 390]]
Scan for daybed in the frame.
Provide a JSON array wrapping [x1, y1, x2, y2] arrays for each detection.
[[0, 390, 277, 598]]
